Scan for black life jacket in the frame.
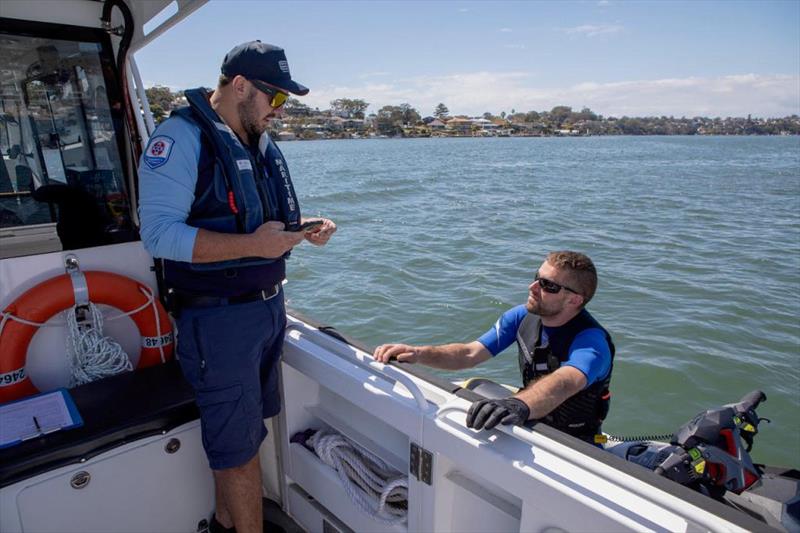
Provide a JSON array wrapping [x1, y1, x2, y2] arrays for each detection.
[[162, 88, 301, 296], [516, 309, 615, 440]]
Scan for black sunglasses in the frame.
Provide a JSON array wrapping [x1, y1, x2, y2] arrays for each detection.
[[534, 271, 580, 295]]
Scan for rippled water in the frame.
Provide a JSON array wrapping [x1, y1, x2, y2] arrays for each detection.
[[281, 136, 800, 467]]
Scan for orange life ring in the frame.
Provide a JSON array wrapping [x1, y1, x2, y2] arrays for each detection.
[[0, 271, 173, 403]]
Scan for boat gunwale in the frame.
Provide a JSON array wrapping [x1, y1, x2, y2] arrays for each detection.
[[287, 307, 783, 533]]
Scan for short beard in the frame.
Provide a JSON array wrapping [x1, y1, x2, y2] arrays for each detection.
[[237, 93, 265, 144], [526, 299, 559, 317]]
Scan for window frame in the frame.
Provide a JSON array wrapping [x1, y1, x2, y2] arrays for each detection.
[[0, 17, 140, 251], [0, 16, 137, 246]]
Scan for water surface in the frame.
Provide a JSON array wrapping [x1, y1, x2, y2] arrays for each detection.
[[281, 136, 799, 467]]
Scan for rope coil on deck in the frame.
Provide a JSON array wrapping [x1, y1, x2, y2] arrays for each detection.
[[307, 428, 408, 525]]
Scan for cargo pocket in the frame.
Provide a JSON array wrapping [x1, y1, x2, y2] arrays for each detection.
[[195, 384, 253, 459], [175, 316, 206, 388]]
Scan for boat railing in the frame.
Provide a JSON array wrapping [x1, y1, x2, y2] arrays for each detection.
[[286, 318, 429, 412]]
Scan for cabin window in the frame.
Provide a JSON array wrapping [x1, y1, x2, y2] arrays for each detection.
[[0, 26, 137, 258]]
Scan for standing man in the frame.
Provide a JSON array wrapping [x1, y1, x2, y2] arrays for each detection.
[[374, 251, 613, 443], [138, 41, 336, 533]]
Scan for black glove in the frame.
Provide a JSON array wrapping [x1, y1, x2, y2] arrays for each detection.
[[466, 398, 530, 430]]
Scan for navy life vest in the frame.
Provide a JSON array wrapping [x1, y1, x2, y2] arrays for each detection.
[[162, 88, 301, 296], [516, 309, 615, 440]]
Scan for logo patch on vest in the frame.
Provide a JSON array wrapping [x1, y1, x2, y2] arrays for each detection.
[[236, 159, 253, 171], [143, 135, 174, 169]]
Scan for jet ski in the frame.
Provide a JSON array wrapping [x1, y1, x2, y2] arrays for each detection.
[[604, 391, 798, 532]]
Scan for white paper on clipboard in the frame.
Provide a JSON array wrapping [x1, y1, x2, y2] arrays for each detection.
[[0, 389, 82, 448]]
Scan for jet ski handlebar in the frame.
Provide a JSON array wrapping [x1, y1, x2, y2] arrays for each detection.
[[731, 389, 766, 416]]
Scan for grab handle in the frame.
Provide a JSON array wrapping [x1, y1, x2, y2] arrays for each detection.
[[286, 322, 428, 412]]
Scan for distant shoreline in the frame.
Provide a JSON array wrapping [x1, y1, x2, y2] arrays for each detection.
[[146, 87, 800, 139], [269, 114, 800, 141], [275, 132, 800, 141]]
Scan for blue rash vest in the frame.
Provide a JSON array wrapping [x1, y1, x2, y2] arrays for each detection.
[[478, 305, 614, 439], [478, 305, 611, 386]]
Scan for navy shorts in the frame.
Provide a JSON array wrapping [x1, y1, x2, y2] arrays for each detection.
[[176, 291, 286, 470]]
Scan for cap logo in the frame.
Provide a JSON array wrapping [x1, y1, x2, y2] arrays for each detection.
[[278, 60, 290, 73]]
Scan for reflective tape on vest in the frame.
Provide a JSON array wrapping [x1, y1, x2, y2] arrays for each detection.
[[0, 367, 26, 387]]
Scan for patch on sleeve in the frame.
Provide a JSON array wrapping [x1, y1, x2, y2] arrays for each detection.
[[143, 135, 175, 169]]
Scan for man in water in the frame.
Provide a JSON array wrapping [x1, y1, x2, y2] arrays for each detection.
[[374, 251, 613, 443], [138, 41, 336, 533]]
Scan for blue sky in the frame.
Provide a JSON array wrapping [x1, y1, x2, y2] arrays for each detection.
[[135, 0, 800, 118]]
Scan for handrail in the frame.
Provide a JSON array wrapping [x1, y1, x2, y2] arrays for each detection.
[[126, 63, 149, 154], [128, 55, 155, 139], [285, 320, 429, 412], [434, 403, 751, 533]]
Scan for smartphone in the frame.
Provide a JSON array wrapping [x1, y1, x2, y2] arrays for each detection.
[[291, 220, 324, 232]]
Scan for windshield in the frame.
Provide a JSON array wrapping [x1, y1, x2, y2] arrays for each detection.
[[0, 25, 137, 257]]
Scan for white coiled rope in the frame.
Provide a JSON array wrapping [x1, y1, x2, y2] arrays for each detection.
[[309, 428, 408, 525], [66, 303, 132, 386]]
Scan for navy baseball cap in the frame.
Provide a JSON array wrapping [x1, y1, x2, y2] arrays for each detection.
[[221, 41, 309, 96]]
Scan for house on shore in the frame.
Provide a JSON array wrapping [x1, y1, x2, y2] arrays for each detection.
[[446, 117, 474, 135]]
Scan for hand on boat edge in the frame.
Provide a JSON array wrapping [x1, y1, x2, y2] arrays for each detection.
[[373, 343, 419, 364]]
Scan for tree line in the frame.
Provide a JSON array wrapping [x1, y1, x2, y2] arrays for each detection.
[[144, 87, 800, 136]]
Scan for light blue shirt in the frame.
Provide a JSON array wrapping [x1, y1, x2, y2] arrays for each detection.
[[477, 304, 612, 388], [137, 116, 203, 262]]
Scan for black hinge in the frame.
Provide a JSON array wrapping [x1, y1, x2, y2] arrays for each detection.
[[410, 442, 433, 485]]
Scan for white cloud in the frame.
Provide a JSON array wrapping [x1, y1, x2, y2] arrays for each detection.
[[564, 24, 623, 37], [597, 0, 610, 6], [500, 28, 513, 33], [504, 44, 526, 50], [300, 73, 800, 118]]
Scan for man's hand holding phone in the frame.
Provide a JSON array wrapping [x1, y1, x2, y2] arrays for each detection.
[[298, 218, 337, 246], [296, 220, 324, 232]]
